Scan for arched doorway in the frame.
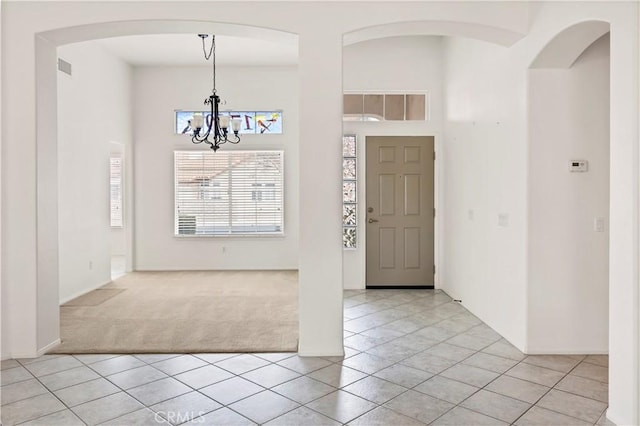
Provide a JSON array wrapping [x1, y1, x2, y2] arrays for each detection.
[[34, 20, 300, 353], [527, 21, 611, 353]]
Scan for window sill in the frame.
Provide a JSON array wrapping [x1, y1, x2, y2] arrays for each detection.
[[174, 233, 286, 239]]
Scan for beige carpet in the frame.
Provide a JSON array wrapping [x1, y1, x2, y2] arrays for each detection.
[[51, 270, 298, 354]]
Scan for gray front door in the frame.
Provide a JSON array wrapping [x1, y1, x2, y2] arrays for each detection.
[[366, 136, 435, 287]]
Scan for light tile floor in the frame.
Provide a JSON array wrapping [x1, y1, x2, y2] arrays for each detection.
[[1, 289, 612, 425]]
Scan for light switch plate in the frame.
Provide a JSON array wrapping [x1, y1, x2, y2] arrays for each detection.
[[569, 160, 588, 172]]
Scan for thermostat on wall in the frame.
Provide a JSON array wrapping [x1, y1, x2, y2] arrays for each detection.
[[569, 160, 588, 172]]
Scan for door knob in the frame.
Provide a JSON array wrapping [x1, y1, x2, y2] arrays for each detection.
[[368, 218, 379, 223]]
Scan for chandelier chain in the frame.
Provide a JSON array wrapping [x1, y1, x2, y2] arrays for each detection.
[[200, 35, 216, 95]]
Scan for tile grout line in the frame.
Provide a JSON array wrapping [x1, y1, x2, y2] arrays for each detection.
[[341, 297, 494, 425], [12, 366, 89, 426], [343, 294, 608, 425], [412, 335, 522, 425], [511, 360, 608, 425], [160, 355, 339, 425]]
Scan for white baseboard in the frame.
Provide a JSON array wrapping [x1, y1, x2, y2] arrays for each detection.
[[59, 279, 112, 305], [604, 409, 621, 426], [9, 339, 62, 360], [38, 339, 61, 356], [298, 352, 344, 357], [134, 266, 299, 272], [298, 349, 344, 357], [343, 284, 365, 290], [525, 348, 609, 355]]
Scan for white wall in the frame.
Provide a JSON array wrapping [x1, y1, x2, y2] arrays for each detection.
[[528, 34, 610, 354], [440, 4, 638, 422], [442, 35, 528, 349], [342, 36, 443, 289], [111, 229, 127, 257], [57, 41, 132, 303], [133, 66, 298, 270]]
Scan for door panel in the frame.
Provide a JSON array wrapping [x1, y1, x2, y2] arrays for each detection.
[[366, 136, 434, 287], [404, 174, 421, 215], [379, 146, 395, 163], [404, 228, 421, 269], [379, 174, 395, 215], [379, 228, 396, 269]]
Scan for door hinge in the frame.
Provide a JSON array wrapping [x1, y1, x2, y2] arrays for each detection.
[[433, 151, 436, 161], [433, 265, 436, 275], [433, 208, 436, 218]]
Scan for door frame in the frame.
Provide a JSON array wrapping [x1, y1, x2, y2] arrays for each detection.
[[360, 132, 441, 289]]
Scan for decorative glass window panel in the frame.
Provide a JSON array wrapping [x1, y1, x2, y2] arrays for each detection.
[[174, 150, 284, 236], [176, 110, 282, 134], [343, 158, 356, 180], [343, 181, 356, 203], [343, 227, 357, 249], [176, 111, 198, 135], [232, 112, 256, 134], [255, 111, 283, 134], [343, 204, 357, 226], [342, 135, 358, 248], [343, 135, 356, 157]]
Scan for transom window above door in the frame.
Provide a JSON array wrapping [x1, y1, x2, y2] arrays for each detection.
[[343, 92, 428, 121]]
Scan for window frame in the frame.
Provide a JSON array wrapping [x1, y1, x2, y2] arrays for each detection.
[[342, 135, 357, 249], [110, 153, 124, 228], [174, 150, 285, 238]]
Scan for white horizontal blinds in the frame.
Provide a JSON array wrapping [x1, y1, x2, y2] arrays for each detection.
[[175, 150, 284, 236], [110, 154, 123, 228]]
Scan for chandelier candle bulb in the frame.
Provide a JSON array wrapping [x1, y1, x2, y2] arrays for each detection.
[[231, 118, 242, 133], [192, 115, 204, 129], [219, 115, 230, 129]]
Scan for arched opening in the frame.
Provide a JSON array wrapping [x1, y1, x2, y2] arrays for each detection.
[[343, 20, 524, 47], [529, 20, 610, 69], [35, 20, 300, 354], [340, 22, 527, 346], [527, 21, 611, 354]]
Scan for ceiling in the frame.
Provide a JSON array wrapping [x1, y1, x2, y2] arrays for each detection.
[[95, 34, 298, 67]]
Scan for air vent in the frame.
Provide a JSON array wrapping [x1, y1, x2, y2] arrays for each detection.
[[57, 58, 72, 76]]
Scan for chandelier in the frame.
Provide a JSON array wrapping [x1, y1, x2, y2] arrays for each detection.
[[190, 34, 241, 152]]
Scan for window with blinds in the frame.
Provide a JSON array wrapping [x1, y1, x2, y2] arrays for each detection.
[[110, 154, 123, 228], [174, 150, 284, 236]]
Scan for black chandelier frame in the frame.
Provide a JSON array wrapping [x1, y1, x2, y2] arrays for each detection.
[[191, 34, 241, 152]]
